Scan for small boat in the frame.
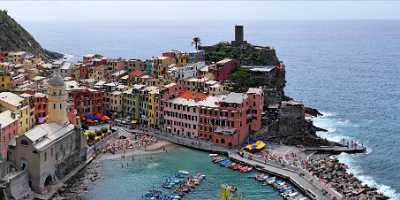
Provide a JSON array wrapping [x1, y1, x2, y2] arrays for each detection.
[[209, 153, 218, 157]]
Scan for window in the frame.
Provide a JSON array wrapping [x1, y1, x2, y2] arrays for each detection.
[[53, 104, 56, 109], [20, 139, 28, 146]]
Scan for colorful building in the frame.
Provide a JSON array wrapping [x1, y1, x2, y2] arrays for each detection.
[[0, 68, 12, 91], [209, 58, 240, 82], [0, 110, 18, 160], [109, 91, 122, 118], [0, 92, 31, 134], [122, 84, 145, 122], [33, 93, 48, 124], [68, 88, 105, 116]]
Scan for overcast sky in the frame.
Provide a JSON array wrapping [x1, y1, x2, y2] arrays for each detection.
[[1, 1, 400, 22]]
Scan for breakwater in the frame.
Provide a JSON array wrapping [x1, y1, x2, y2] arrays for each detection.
[[129, 127, 342, 200]]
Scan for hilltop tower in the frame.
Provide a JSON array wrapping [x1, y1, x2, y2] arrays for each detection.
[[235, 25, 244, 43], [47, 71, 68, 124], [232, 25, 246, 45]]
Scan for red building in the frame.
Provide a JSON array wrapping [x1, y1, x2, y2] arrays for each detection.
[[33, 93, 48, 124], [0, 51, 8, 62], [198, 88, 263, 147], [164, 88, 263, 147], [68, 88, 104, 116], [209, 58, 240, 82]]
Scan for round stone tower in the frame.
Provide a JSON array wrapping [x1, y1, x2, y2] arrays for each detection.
[[47, 71, 68, 124]]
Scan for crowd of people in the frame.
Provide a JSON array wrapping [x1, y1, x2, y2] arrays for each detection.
[[104, 134, 158, 155]]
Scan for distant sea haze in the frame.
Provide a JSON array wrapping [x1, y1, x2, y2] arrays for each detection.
[[25, 20, 400, 199]]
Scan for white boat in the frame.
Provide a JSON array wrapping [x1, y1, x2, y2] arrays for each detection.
[[178, 170, 190, 175], [209, 154, 218, 157]]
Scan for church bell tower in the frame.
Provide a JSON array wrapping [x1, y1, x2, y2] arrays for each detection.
[[47, 71, 68, 124]]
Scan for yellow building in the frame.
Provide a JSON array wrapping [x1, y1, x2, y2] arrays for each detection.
[[47, 72, 68, 124], [109, 91, 122, 117], [146, 86, 159, 128], [0, 92, 31, 134], [0, 69, 12, 91], [175, 52, 188, 67]]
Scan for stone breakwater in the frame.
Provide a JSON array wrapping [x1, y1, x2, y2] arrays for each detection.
[[52, 160, 103, 200], [306, 157, 388, 200]]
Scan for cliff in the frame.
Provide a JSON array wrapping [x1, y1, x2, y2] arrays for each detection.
[[203, 40, 333, 147], [200, 42, 280, 66], [0, 10, 62, 60]]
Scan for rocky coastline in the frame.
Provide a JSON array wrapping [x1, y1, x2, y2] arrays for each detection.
[[307, 156, 389, 200]]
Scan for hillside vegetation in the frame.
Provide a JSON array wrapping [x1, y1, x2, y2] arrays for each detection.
[[0, 10, 62, 60]]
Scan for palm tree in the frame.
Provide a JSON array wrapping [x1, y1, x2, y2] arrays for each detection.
[[192, 37, 201, 51]]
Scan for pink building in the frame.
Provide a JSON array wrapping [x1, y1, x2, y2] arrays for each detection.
[[198, 93, 250, 147], [246, 88, 264, 130], [163, 90, 208, 138], [0, 110, 18, 160], [33, 93, 48, 124], [163, 88, 263, 147], [209, 58, 240, 82]]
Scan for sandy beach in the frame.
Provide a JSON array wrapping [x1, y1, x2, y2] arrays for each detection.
[[99, 140, 176, 161]]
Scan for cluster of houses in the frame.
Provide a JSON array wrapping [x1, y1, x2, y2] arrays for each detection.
[[0, 47, 273, 197], [0, 26, 310, 199]]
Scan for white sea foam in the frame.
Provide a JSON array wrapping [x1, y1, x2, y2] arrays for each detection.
[[63, 54, 74, 61], [338, 154, 399, 200], [313, 112, 399, 199]]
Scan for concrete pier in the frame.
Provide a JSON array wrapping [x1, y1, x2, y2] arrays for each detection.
[[129, 127, 344, 200]]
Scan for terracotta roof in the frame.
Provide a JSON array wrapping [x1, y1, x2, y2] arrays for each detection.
[[129, 69, 144, 78], [179, 90, 207, 101]]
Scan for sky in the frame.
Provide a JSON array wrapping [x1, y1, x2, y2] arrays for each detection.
[[1, 1, 400, 22]]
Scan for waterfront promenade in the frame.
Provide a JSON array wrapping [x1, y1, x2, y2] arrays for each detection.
[[123, 127, 343, 200]]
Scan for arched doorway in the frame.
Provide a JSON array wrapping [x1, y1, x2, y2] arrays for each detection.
[[44, 175, 52, 186]]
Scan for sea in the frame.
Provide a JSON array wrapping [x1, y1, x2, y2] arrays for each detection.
[[20, 20, 400, 199]]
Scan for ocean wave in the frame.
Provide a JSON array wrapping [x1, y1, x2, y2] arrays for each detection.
[[320, 111, 335, 117], [314, 112, 399, 199], [338, 154, 399, 200], [63, 54, 75, 61]]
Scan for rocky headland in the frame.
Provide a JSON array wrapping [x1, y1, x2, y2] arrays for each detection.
[[0, 10, 63, 60]]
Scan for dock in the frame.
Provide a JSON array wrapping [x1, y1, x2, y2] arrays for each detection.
[[126, 127, 344, 200], [304, 145, 366, 154]]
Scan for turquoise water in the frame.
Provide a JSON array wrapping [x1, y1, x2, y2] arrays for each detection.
[[10, 19, 400, 199], [81, 147, 282, 200]]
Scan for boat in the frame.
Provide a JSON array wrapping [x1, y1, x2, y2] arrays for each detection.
[[143, 190, 163, 200], [209, 153, 219, 157]]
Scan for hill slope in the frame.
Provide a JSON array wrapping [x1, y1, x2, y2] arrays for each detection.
[[0, 10, 62, 60]]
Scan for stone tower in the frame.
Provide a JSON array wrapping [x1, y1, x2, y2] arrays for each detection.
[[235, 25, 244, 43], [47, 71, 68, 124]]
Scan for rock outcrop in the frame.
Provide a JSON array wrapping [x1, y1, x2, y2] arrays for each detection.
[[0, 10, 62, 60]]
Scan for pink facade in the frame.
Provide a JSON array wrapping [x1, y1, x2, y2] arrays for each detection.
[[163, 88, 263, 147], [247, 88, 264, 130], [33, 93, 48, 124], [0, 111, 18, 160], [209, 58, 240, 82], [164, 102, 199, 138], [198, 93, 250, 147]]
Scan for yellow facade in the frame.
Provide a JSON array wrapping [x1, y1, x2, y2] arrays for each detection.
[[0, 72, 12, 91], [176, 53, 188, 67], [147, 93, 156, 127], [0, 92, 31, 134]]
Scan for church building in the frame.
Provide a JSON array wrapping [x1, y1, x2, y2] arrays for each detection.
[[8, 72, 82, 194]]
